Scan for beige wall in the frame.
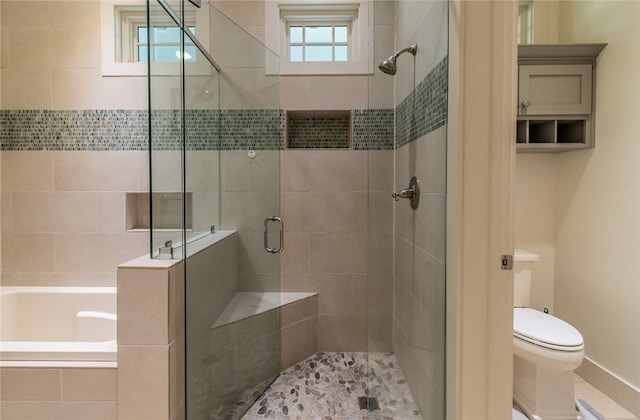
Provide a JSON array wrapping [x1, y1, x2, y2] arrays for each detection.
[[280, 150, 369, 351], [514, 154, 557, 311], [0, 1, 148, 287], [515, 0, 640, 412], [556, 0, 640, 400]]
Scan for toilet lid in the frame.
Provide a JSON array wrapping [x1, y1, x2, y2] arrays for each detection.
[[513, 308, 584, 351]]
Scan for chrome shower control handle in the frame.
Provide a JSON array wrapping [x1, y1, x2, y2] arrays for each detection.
[[392, 177, 420, 209], [392, 189, 414, 201]]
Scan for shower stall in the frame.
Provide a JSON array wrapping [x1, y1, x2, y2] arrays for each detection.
[[146, 0, 447, 419]]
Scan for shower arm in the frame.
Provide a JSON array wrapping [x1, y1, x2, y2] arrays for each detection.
[[393, 44, 417, 60]]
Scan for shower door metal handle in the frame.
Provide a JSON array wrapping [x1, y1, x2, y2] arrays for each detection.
[[264, 216, 284, 254]]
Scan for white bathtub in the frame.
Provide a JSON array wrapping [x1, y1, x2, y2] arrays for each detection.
[[0, 286, 117, 368]]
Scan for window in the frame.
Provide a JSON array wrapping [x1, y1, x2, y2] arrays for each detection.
[[101, 0, 209, 76], [136, 25, 197, 63], [115, 5, 197, 63], [288, 24, 349, 62], [266, 0, 373, 75], [518, 0, 533, 44]]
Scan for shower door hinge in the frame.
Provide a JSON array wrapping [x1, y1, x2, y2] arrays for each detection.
[[501, 254, 513, 270]]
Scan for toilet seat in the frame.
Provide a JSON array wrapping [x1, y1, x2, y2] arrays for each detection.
[[514, 308, 584, 351]]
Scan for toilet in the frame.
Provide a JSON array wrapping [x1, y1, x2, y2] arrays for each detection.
[[513, 249, 585, 420]]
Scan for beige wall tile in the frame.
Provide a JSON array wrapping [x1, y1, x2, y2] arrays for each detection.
[[368, 150, 394, 192], [235, 331, 280, 391], [12, 192, 97, 232], [117, 267, 170, 345], [416, 128, 448, 194], [1, 192, 13, 233], [211, 1, 264, 28], [97, 192, 126, 233], [1, 69, 52, 109], [0, 2, 50, 29], [169, 336, 185, 419], [61, 368, 117, 401], [220, 192, 248, 230], [280, 150, 312, 192], [53, 152, 139, 192], [0, 368, 61, 401], [1, 28, 9, 68], [186, 151, 220, 192], [317, 314, 367, 352], [246, 191, 279, 232], [51, 68, 102, 109], [219, 68, 279, 110], [414, 193, 446, 262], [280, 76, 368, 110], [282, 192, 359, 233], [118, 345, 169, 420], [50, 26, 99, 69], [248, 150, 280, 192], [55, 232, 140, 274], [375, 0, 395, 25], [222, 151, 250, 192], [369, 24, 396, 109], [237, 231, 279, 274], [280, 316, 317, 370], [50, 1, 100, 27], [311, 273, 360, 316], [309, 232, 367, 274], [99, 75, 144, 110], [211, 9, 268, 69], [2, 232, 55, 272], [234, 309, 280, 347], [2, 151, 53, 192], [0, 401, 117, 420], [6, 27, 52, 68], [308, 151, 368, 192], [280, 232, 309, 274], [169, 264, 185, 343], [280, 294, 317, 327]]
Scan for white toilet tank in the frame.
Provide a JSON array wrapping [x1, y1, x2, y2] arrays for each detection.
[[514, 249, 539, 307]]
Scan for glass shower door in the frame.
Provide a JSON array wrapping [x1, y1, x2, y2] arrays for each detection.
[[185, 4, 283, 420]]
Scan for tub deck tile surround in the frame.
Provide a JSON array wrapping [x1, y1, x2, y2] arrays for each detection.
[[117, 254, 183, 420], [0, 367, 117, 420]]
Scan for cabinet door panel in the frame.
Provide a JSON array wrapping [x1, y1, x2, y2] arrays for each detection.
[[519, 64, 592, 115]]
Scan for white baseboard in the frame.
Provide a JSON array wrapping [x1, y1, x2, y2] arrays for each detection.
[[575, 356, 640, 418]]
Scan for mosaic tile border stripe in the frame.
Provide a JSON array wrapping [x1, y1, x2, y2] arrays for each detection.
[[0, 54, 447, 153], [396, 55, 449, 148], [0, 110, 149, 151], [352, 109, 395, 151], [0, 109, 286, 151]]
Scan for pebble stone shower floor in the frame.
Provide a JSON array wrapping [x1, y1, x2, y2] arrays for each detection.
[[240, 352, 423, 420]]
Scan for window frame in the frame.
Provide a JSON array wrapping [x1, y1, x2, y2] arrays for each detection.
[[101, 0, 210, 76], [518, 0, 534, 45], [286, 21, 351, 62], [266, 0, 373, 75]]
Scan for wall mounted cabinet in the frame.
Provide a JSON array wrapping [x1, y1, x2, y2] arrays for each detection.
[[516, 44, 606, 153]]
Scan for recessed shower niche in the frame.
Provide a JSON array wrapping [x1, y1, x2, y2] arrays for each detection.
[[286, 110, 351, 149], [126, 192, 192, 231]]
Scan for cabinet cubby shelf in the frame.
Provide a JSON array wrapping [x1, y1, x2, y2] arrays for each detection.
[[516, 118, 590, 152], [516, 43, 606, 153]]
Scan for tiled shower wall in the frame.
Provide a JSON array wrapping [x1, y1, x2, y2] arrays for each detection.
[[392, 1, 449, 419], [0, 0, 148, 287]]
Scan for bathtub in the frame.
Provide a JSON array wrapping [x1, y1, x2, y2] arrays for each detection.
[[0, 286, 117, 368]]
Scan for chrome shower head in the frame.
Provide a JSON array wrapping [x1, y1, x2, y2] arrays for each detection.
[[378, 44, 417, 75]]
